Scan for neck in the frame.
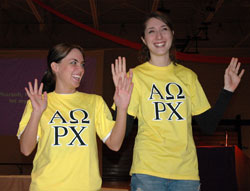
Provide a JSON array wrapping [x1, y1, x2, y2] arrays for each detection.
[[55, 85, 76, 94], [149, 54, 171, 67]]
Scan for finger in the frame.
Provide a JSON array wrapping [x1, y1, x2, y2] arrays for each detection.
[[125, 72, 134, 92], [225, 58, 232, 72], [24, 87, 31, 98], [34, 79, 38, 94], [224, 65, 229, 74], [128, 70, 134, 93], [118, 56, 122, 73], [127, 69, 133, 84], [231, 57, 238, 70], [112, 62, 119, 87], [38, 83, 44, 95], [128, 82, 134, 95], [115, 58, 119, 74], [28, 81, 34, 94], [235, 62, 241, 74], [25, 87, 36, 104], [128, 69, 133, 79], [238, 69, 245, 78], [43, 91, 48, 101], [126, 78, 134, 95], [224, 67, 229, 77], [125, 72, 132, 91], [122, 57, 126, 73], [123, 70, 132, 91], [228, 57, 235, 70], [111, 63, 115, 76]]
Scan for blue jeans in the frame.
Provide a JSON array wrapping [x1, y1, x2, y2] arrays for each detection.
[[131, 174, 200, 191]]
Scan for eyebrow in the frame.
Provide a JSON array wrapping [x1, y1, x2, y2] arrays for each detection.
[[69, 58, 78, 61], [147, 24, 167, 30], [69, 58, 85, 64]]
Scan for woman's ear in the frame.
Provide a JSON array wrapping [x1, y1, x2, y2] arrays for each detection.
[[51, 62, 58, 73]]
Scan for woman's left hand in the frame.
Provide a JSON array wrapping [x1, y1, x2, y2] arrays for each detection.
[[111, 56, 127, 87], [113, 69, 133, 110], [224, 57, 245, 92]]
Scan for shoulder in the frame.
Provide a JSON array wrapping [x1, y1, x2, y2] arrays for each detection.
[[174, 63, 196, 74], [132, 62, 148, 72], [174, 63, 198, 79], [79, 93, 106, 106], [77, 92, 103, 101], [131, 62, 151, 79]]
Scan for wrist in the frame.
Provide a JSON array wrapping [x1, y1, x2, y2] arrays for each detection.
[[116, 106, 128, 113], [223, 86, 234, 92], [31, 110, 44, 117]]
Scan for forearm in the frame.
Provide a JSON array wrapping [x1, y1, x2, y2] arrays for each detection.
[[106, 107, 127, 151], [20, 111, 41, 156], [194, 89, 233, 134], [113, 109, 134, 137]]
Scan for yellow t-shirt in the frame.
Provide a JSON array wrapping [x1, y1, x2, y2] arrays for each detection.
[[17, 91, 115, 191], [127, 62, 211, 180]]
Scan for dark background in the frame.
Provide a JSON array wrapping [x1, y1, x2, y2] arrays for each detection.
[[0, 0, 250, 190]]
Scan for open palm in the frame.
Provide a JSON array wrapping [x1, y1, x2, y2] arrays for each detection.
[[25, 79, 47, 114], [113, 71, 133, 110], [224, 57, 245, 92]]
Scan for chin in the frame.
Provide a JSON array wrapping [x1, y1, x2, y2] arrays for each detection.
[[69, 83, 80, 90], [74, 84, 80, 88]]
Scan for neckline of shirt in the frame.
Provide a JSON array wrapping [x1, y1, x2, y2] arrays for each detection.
[[144, 61, 175, 70], [51, 91, 80, 98]]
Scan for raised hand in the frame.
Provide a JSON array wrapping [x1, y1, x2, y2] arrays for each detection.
[[224, 57, 245, 92], [25, 79, 47, 114], [111, 56, 127, 87], [113, 70, 133, 110]]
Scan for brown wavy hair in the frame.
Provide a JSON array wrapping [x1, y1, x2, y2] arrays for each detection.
[[138, 11, 176, 64]]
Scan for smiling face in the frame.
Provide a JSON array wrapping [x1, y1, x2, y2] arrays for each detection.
[[52, 48, 85, 93], [142, 17, 174, 59]]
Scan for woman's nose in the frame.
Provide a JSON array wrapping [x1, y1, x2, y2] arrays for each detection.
[[156, 31, 163, 39], [77, 64, 85, 72]]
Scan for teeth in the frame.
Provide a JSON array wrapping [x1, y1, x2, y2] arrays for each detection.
[[72, 75, 81, 80], [155, 42, 165, 47]]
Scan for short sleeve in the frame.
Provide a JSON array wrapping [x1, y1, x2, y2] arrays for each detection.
[[95, 96, 115, 142], [16, 100, 41, 141], [191, 75, 211, 116], [126, 81, 139, 117]]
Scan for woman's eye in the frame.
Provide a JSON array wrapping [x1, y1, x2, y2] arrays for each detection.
[[71, 61, 77, 65], [148, 30, 155, 34]]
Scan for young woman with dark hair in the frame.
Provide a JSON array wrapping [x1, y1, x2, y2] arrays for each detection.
[[112, 11, 244, 191], [17, 43, 133, 191]]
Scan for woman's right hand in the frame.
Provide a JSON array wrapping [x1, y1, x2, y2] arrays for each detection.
[[111, 56, 127, 87], [25, 79, 47, 114]]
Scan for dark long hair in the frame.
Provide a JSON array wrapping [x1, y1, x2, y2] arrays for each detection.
[[138, 11, 176, 64], [41, 43, 85, 93]]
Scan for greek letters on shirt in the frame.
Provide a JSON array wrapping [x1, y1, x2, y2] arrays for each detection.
[[49, 109, 90, 147], [149, 83, 185, 121]]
